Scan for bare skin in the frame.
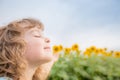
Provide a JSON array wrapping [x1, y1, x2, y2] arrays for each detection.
[[19, 27, 59, 80]]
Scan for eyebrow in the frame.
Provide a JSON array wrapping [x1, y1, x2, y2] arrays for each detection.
[[30, 29, 41, 33], [30, 29, 44, 35]]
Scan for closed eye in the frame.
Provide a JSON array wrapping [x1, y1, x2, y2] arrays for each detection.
[[31, 30, 44, 38]]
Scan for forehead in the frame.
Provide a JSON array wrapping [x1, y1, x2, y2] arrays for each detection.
[[28, 27, 43, 33], [17, 19, 44, 31]]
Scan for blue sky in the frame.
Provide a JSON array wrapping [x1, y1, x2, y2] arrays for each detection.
[[0, 0, 120, 51]]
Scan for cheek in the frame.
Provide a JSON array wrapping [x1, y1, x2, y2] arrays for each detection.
[[25, 39, 44, 61], [24, 39, 53, 65], [31, 40, 44, 54]]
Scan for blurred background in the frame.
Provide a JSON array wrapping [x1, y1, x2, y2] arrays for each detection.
[[0, 0, 120, 51]]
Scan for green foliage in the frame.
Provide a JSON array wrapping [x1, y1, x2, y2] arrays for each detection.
[[48, 54, 120, 80]]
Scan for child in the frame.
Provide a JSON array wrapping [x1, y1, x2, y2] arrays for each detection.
[[0, 18, 59, 80]]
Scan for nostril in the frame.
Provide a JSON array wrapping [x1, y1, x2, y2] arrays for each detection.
[[45, 37, 50, 43]]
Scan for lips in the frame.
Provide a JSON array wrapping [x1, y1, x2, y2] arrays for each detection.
[[44, 47, 51, 49], [44, 47, 51, 52]]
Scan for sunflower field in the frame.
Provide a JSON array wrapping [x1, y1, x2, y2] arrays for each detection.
[[48, 44, 120, 80]]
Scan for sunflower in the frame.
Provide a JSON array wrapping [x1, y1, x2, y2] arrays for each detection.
[[106, 52, 112, 57], [84, 51, 91, 57], [104, 48, 107, 51], [114, 52, 120, 58], [90, 46, 96, 52], [102, 52, 109, 56], [105, 51, 114, 57], [95, 49, 99, 54], [99, 48, 104, 53], [64, 48, 71, 55], [71, 43, 79, 51], [86, 48, 92, 53], [59, 45, 63, 51], [52, 45, 60, 54], [110, 50, 114, 54]]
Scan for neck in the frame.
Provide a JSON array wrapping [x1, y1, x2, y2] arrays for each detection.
[[20, 65, 37, 80]]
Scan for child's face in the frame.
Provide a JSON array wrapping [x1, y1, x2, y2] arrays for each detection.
[[24, 27, 53, 66]]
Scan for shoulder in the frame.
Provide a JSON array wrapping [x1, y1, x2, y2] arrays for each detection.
[[0, 77, 12, 80]]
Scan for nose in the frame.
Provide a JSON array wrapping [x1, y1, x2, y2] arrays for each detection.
[[45, 37, 50, 43]]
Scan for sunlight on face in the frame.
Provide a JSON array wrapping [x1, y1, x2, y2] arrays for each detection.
[[24, 27, 53, 66]]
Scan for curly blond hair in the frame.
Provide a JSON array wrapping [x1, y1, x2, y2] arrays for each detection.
[[0, 18, 50, 80]]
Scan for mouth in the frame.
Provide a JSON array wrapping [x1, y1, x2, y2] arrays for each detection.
[[44, 47, 51, 49], [44, 47, 51, 51]]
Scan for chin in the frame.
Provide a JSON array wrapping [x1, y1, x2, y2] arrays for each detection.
[[44, 54, 53, 61], [43, 58, 52, 64]]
